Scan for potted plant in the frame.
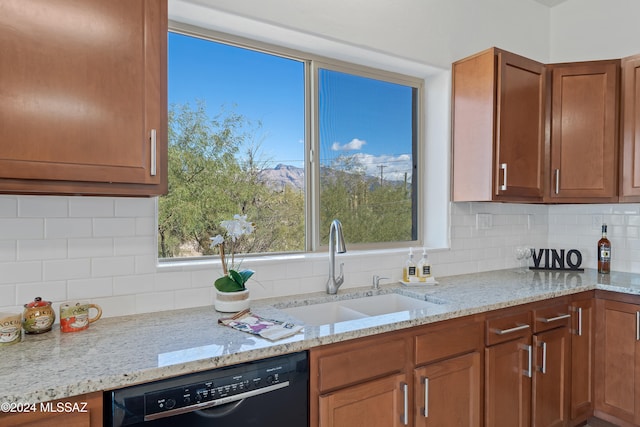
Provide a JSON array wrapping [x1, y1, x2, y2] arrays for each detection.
[[210, 214, 255, 312]]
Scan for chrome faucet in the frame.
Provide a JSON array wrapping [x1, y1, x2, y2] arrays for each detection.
[[326, 219, 347, 294]]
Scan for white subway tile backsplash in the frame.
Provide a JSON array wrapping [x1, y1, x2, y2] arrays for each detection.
[[114, 236, 155, 256], [0, 196, 18, 217], [67, 277, 113, 299], [19, 196, 69, 217], [18, 239, 67, 261], [69, 197, 114, 217], [44, 258, 91, 281], [0, 261, 42, 284], [68, 238, 113, 258], [113, 274, 154, 296], [93, 218, 136, 237], [0, 219, 44, 239], [115, 197, 155, 217], [46, 218, 92, 239], [0, 284, 16, 306], [91, 256, 135, 278], [135, 291, 175, 314], [16, 281, 67, 304]]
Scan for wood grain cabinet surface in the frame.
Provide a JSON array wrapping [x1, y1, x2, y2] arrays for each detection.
[[620, 54, 640, 201], [452, 47, 546, 203], [0, 0, 167, 196], [0, 392, 103, 427], [547, 60, 620, 202], [594, 295, 640, 426]]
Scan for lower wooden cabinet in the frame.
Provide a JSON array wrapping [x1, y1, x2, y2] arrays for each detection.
[[594, 296, 640, 426], [0, 392, 103, 427], [485, 335, 532, 427], [569, 295, 595, 425], [309, 294, 640, 427], [310, 315, 483, 427], [319, 372, 409, 427], [414, 351, 481, 426], [532, 327, 570, 427]]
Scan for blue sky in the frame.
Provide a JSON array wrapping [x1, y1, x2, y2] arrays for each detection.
[[168, 31, 413, 180]]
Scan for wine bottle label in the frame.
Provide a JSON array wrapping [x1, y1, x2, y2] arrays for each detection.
[[600, 248, 610, 261]]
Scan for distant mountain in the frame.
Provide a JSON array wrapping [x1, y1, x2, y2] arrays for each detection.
[[258, 163, 410, 192], [258, 164, 304, 191]]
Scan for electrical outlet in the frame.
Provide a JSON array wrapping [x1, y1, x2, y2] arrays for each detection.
[[476, 213, 492, 230]]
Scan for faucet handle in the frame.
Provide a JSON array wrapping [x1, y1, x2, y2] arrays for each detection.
[[372, 275, 390, 289]]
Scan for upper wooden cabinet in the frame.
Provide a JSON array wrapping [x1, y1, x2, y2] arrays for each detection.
[[452, 47, 546, 202], [547, 60, 620, 202], [620, 54, 640, 202], [0, 0, 168, 196]]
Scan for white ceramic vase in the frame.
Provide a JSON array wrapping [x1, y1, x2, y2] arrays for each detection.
[[214, 289, 250, 313]]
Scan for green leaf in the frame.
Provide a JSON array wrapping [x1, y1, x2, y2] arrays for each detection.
[[214, 275, 244, 292], [237, 269, 255, 283]]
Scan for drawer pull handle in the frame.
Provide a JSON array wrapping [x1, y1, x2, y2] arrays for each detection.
[[493, 324, 530, 335], [577, 307, 583, 336], [423, 377, 429, 418], [540, 313, 571, 323], [500, 163, 507, 191], [636, 312, 640, 341], [555, 169, 560, 194], [539, 341, 547, 374], [401, 382, 409, 425], [150, 129, 157, 176], [519, 343, 533, 378]]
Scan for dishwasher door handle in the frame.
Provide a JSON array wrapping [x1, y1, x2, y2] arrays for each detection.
[[144, 381, 290, 421]]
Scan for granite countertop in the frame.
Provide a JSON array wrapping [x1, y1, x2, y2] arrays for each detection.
[[2, 268, 640, 405]]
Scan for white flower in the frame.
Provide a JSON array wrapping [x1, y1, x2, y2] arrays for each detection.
[[210, 234, 224, 247], [221, 214, 255, 242]]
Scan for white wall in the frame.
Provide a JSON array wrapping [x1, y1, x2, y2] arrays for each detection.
[[2, 0, 635, 317], [550, 0, 640, 62]]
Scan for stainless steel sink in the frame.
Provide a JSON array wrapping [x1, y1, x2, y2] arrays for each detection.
[[279, 293, 449, 326]]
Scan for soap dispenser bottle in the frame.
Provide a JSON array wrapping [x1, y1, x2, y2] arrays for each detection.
[[417, 248, 431, 282], [403, 248, 417, 282]]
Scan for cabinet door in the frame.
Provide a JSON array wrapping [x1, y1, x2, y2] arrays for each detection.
[[495, 51, 546, 200], [485, 336, 532, 427], [414, 352, 481, 427], [620, 54, 640, 201], [569, 298, 594, 423], [319, 373, 409, 427], [532, 327, 570, 427], [549, 61, 619, 201], [595, 299, 640, 425], [452, 48, 545, 202], [0, 0, 167, 196]]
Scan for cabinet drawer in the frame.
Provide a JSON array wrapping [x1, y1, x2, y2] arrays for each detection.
[[533, 302, 571, 333], [316, 337, 407, 392], [415, 319, 483, 365], [486, 310, 532, 346]]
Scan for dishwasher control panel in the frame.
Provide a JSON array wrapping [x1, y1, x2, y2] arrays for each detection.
[[144, 360, 290, 418]]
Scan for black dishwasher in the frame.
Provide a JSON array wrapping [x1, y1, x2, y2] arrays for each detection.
[[105, 351, 308, 427]]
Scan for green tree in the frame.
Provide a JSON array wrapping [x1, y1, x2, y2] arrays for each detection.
[[158, 101, 305, 258]]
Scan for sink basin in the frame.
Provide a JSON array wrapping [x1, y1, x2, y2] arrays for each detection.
[[279, 293, 449, 326]]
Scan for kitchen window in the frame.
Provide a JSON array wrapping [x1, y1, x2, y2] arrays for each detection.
[[159, 26, 422, 260]]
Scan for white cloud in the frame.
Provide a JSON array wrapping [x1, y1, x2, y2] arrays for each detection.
[[331, 138, 367, 151], [353, 153, 413, 182]]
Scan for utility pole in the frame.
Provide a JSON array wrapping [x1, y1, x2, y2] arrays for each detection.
[[378, 164, 386, 185]]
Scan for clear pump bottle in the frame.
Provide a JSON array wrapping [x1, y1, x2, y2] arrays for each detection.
[[403, 248, 417, 282], [417, 248, 432, 282]]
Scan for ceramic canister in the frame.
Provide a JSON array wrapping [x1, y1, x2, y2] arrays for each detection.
[[0, 312, 22, 346], [22, 297, 55, 334]]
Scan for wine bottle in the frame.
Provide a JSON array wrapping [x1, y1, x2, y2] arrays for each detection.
[[597, 224, 611, 274]]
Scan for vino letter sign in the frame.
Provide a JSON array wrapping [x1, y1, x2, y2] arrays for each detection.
[[530, 249, 583, 272]]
